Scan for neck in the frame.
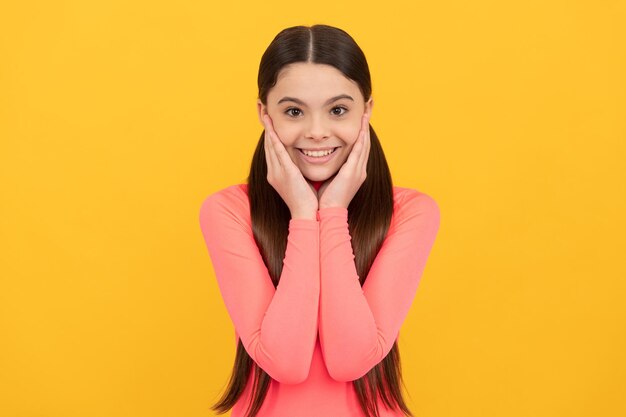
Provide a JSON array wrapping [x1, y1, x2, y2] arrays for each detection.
[[310, 179, 323, 192]]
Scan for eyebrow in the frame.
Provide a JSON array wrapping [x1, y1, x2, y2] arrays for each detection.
[[277, 94, 354, 106]]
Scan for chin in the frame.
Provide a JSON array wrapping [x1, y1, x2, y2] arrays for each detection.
[[303, 174, 327, 182], [303, 170, 335, 183]]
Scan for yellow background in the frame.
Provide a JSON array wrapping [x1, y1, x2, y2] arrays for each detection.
[[1, 1, 624, 416]]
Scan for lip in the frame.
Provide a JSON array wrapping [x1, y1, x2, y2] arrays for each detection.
[[297, 147, 339, 164], [297, 146, 339, 151]]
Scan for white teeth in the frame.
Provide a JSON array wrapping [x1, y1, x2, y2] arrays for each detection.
[[301, 148, 336, 157]]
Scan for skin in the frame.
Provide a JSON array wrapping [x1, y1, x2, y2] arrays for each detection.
[[257, 62, 373, 220]]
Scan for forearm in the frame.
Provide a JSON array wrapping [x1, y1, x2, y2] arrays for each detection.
[[317, 207, 382, 381]]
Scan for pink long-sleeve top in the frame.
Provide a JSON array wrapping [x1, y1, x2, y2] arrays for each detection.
[[198, 181, 440, 417]]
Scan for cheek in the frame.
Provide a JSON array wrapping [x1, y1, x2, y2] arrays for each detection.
[[337, 124, 361, 146], [273, 124, 299, 147]]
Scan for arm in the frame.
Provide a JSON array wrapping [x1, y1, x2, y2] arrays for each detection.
[[318, 189, 441, 381], [198, 188, 320, 384]]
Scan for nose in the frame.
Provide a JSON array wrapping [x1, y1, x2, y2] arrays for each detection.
[[305, 114, 330, 140]]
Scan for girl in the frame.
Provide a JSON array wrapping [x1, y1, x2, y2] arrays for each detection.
[[199, 24, 440, 417]]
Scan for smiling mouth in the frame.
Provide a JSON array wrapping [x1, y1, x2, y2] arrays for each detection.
[[297, 147, 340, 157]]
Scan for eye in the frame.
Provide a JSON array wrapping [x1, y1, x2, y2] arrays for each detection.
[[331, 106, 348, 116], [285, 107, 302, 117]]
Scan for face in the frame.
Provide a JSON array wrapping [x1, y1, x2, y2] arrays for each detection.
[[257, 62, 373, 182]]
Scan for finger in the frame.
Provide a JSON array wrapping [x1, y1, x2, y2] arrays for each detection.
[[265, 113, 278, 137], [347, 115, 367, 167], [265, 115, 296, 170], [357, 115, 371, 172], [263, 115, 281, 170], [263, 125, 270, 167], [271, 134, 295, 170], [263, 116, 277, 170], [266, 115, 290, 169], [365, 119, 371, 170]]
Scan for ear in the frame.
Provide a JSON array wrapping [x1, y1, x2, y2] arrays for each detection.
[[257, 100, 267, 127], [364, 96, 374, 119]]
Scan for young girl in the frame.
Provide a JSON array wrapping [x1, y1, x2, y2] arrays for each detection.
[[199, 24, 440, 417]]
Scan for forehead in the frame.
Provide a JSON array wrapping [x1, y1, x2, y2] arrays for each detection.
[[270, 63, 362, 104]]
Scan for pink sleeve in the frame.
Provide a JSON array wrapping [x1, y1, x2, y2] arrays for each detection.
[[317, 189, 441, 381], [198, 188, 320, 384]]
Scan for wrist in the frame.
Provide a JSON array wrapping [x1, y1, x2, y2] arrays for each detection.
[[319, 201, 347, 210], [291, 210, 317, 220]]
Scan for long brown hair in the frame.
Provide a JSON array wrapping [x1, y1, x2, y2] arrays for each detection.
[[210, 24, 414, 417]]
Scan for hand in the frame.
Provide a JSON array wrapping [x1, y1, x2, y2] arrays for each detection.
[[318, 113, 371, 209], [263, 114, 319, 219]]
